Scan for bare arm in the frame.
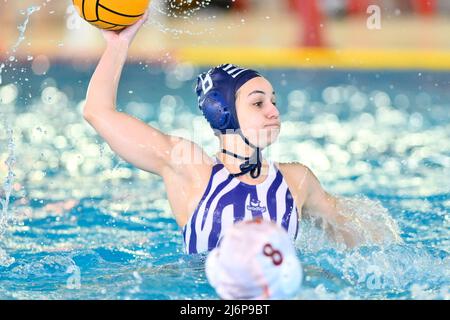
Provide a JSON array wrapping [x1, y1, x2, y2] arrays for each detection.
[[302, 166, 401, 248], [83, 12, 148, 121], [301, 168, 358, 247], [83, 13, 208, 176]]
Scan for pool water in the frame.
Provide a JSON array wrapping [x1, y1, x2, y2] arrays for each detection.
[[0, 62, 449, 299]]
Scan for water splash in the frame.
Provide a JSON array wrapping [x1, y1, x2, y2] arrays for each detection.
[[340, 244, 449, 297], [0, 64, 5, 86], [147, 0, 224, 37], [297, 196, 402, 253], [0, 126, 16, 267], [334, 196, 403, 246], [294, 195, 449, 298], [0, 5, 41, 267], [0, 5, 41, 85]]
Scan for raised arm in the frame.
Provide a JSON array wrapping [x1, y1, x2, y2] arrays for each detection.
[[83, 12, 209, 177]]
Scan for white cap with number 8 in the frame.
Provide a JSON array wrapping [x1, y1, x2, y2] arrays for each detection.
[[205, 219, 303, 300]]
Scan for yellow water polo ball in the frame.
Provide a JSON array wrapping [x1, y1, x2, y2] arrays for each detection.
[[72, 0, 150, 31]]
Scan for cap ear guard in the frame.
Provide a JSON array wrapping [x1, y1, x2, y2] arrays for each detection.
[[199, 91, 233, 133], [196, 64, 258, 134]]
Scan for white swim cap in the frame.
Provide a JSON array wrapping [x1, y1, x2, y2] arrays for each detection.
[[205, 219, 302, 300]]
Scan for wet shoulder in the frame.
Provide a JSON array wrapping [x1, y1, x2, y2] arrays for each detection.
[[276, 161, 310, 208], [275, 161, 309, 176]]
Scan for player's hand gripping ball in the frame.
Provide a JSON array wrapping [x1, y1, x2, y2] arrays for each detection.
[[72, 0, 150, 31]]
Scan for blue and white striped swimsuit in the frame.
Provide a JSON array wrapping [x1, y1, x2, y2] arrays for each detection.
[[182, 157, 299, 254]]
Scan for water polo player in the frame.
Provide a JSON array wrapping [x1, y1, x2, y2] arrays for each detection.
[[83, 13, 399, 254]]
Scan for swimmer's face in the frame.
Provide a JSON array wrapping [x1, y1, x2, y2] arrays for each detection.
[[235, 77, 280, 148]]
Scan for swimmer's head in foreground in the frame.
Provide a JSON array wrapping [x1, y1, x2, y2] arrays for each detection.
[[205, 219, 302, 300], [196, 64, 280, 179]]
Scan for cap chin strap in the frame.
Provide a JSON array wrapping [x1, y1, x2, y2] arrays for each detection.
[[221, 131, 262, 179]]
